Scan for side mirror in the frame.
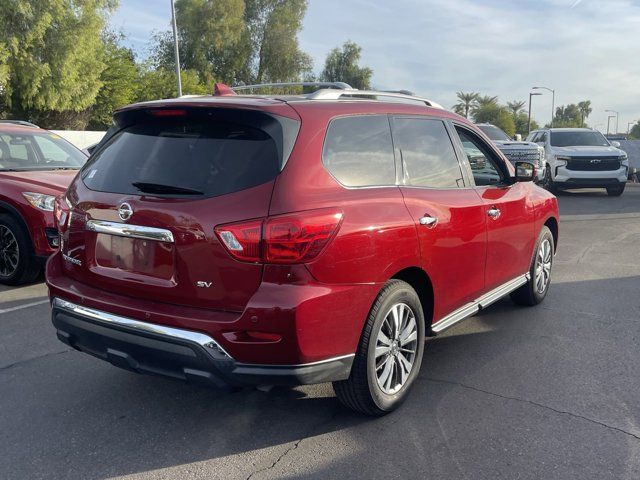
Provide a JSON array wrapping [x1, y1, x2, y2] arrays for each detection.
[[611, 140, 621, 148], [515, 161, 535, 182]]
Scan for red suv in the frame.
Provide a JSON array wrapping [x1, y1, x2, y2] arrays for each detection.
[[0, 121, 86, 284], [46, 84, 559, 415]]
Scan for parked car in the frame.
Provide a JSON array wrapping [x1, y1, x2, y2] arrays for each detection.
[[46, 83, 559, 415], [527, 128, 629, 196], [476, 123, 545, 182], [0, 122, 87, 284]]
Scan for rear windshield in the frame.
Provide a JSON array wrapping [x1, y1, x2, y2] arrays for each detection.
[[81, 109, 297, 198]]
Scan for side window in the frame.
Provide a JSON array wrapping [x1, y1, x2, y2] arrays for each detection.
[[322, 115, 396, 187], [392, 118, 463, 188], [540, 132, 548, 144], [529, 132, 540, 142], [455, 127, 505, 186]]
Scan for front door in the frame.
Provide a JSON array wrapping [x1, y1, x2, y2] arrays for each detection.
[[392, 116, 487, 322], [452, 124, 535, 292]]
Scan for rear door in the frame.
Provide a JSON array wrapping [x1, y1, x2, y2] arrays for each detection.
[[451, 123, 534, 292], [392, 116, 487, 321], [61, 106, 299, 312]]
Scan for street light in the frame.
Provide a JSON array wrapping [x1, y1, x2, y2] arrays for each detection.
[[170, 0, 182, 97], [605, 109, 619, 134], [532, 86, 555, 128], [606, 115, 616, 135], [528, 92, 543, 134]]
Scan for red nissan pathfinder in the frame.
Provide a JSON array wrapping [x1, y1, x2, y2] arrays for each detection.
[[46, 83, 559, 415]]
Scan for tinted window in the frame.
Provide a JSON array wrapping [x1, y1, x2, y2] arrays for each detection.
[[393, 118, 463, 188], [82, 118, 281, 198], [322, 115, 396, 187], [550, 130, 609, 147], [477, 124, 511, 141], [455, 127, 504, 186]]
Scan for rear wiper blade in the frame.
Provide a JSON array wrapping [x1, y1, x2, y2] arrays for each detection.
[[132, 181, 204, 195]]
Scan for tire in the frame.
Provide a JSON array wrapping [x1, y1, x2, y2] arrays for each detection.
[[511, 226, 554, 306], [606, 183, 625, 197], [542, 164, 558, 194], [0, 214, 41, 285], [333, 279, 425, 416]]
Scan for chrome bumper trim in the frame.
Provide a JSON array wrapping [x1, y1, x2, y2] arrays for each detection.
[[235, 353, 355, 369], [52, 298, 231, 359], [86, 220, 174, 243]]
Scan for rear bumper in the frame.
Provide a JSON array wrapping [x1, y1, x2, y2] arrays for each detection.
[[52, 298, 353, 387]]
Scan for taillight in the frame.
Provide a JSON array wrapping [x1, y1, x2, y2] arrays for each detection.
[[214, 208, 343, 264], [53, 195, 70, 232]]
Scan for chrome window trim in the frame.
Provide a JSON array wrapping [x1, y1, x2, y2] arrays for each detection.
[[431, 273, 530, 333], [86, 220, 174, 243], [52, 298, 232, 358]]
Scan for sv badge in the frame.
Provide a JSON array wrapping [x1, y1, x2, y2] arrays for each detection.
[[196, 281, 213, 288]]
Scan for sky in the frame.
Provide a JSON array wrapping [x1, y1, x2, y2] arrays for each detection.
[[109, 0, 640, 132]]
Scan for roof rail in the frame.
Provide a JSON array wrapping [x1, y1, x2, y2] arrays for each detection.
[[232, 81, 352, 92], [307, 89, 444, 109], [0, 120, 39, 128]]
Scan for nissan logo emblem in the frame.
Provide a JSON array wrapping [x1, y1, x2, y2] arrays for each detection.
[[118, 202, 133, 221]]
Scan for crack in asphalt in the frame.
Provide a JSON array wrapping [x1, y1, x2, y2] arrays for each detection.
[[245, 405, 341, 480], [427, 377, 640, 441], [0, 349, 72, 372]]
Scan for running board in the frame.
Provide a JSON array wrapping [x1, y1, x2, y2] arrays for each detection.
[[431, 273, 530, 334]]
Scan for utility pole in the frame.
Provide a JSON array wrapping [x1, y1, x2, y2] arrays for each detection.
[[528, 92, 542, 134], [171, 0, 182, 97], [532, 86, 555, 128]]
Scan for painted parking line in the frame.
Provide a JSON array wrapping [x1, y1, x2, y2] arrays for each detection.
[[0, 299, 50, 315]]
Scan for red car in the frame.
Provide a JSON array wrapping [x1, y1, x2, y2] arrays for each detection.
[[46, 84, 559, 415], [0, 121, 86, 284]]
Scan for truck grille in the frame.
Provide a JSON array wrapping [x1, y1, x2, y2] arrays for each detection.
[[565, 157, 621, 171], [500, 149, 542, 167]]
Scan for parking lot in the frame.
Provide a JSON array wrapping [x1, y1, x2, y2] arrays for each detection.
[[1, 186, 639, 480]]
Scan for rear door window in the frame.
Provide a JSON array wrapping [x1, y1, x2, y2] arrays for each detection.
[[392, 117, 464, 188], [82, 111, 289, 198], [322, 115, 396, 187]]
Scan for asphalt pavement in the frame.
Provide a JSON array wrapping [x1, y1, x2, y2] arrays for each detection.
[[1, 186, 639, 480]]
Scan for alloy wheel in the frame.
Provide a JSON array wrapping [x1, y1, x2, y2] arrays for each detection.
[[535, 238, 552, 294], [0, 225, 19, 278], [375, 303, 418, 395]]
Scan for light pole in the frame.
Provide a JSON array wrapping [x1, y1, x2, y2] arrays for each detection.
[[170, 0, 182, 97], [528, 92, 542, 134], [605, 109, 619, 134], [532, 86, 555, 128], [606, 115, 616, 135]]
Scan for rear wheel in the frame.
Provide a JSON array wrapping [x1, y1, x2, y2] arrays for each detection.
[[333, 280, 425, 416], [511, 226, 554, 306], [0, 215, 40, 285], [606, 183, 625, 196]]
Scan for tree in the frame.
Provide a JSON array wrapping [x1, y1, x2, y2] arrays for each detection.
[[472, 103, 516, 137], [514, 111, 538, 137], [0, 0, 117, 128], [244, 0, 312, 84], [88, 33, 138, 129], [552, 104, 584, 128], [151, 0, 246, 84], [453, 92, 478, 119], [629, 121, 640, 140], [507, 100, 526, 118], [577, 100, 592, 125], [135, 66, 208, 102], [321, 41, 373, 90]]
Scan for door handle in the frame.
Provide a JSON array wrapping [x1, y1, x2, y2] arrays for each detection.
[[487, 207, 501, 220], [419, 216, 438, 227]]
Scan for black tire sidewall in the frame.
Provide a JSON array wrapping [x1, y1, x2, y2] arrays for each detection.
[[366, 284, 425, 412], [606, 184, 625, 196], [0, 215, 34, 285]]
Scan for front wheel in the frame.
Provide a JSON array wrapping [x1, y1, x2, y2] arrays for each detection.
[[333, 280, 425, 416], [606, 183, 625, 196], [0, 215, 41, 285], [511, 226, 554, 306], [542, 165, 558, 194]]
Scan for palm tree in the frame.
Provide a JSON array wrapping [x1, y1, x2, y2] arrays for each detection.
[[577, 100, 592, 126], [507, 100, 526, 118], [453, 91, 479, 119], [475, 95, 499, 107]]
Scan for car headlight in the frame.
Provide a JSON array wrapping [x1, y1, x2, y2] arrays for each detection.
[[620, 154, 628, 164], [22, 192, 56, 212]]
